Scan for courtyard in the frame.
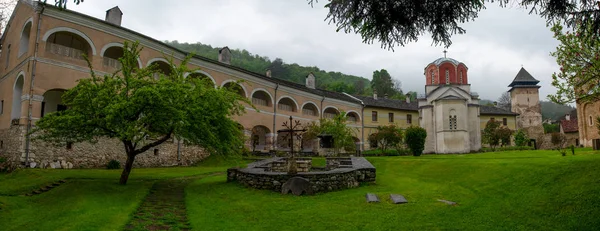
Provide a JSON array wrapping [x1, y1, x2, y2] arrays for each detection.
[[1, 149, 599, 230]]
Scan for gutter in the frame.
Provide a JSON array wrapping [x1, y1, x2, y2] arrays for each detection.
[[343, 92, 365, 152], [24, 3, 44, 167], [272, 83, 279, 151]]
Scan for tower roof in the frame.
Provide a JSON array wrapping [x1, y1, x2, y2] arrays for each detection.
[[508, 67, 539, 87]]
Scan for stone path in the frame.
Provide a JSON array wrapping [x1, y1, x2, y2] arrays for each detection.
[[124, 173, 221, 231], [25, 179, 67, 196]]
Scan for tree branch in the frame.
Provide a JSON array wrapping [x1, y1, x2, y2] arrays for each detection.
[[131, 129, 173, 156]]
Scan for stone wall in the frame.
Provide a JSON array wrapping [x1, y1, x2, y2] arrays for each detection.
[[0, 125, 210, 169], [227, 157, 376, 194], [0, 126, 26, 171]]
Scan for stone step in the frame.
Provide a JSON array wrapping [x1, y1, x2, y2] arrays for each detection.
[[437, 199, 457, 205], [366, 193, 379, 203], [390, 194, 408, 204]]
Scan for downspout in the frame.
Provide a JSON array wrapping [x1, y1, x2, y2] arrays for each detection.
[[177, 139, 181, 162], [320, 95, 325, 119], [272, 83, 279, 151], [25, 3, 44, 167]]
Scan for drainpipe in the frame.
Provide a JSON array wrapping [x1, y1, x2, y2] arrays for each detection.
[[24, 3, 45, 167], [342, 92, 365, 152], [320, 96, 325, 119], [272, 83, 279, 151]]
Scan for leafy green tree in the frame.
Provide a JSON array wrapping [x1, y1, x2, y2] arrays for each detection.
[[543, 123, 560, 133], [309, 0, 600, 49], [371, 69, 396, 97], [367, 125, 403, 152], [549, 23, 600, 104], [482, 120, 502, 150], [304, 112, 358, 155], [498, 127, 513, 147], [405, 126, 427, 156], [31, 42, 247, 184], [514, 129, 529, 147]]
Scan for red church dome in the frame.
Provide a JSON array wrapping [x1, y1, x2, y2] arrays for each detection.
[[424, 57, 469, 85]]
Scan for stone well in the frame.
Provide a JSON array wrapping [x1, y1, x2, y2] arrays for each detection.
[[227, 157, 376, 194]]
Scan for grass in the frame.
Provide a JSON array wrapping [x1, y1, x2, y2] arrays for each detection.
[[1, 149, 600, 230]]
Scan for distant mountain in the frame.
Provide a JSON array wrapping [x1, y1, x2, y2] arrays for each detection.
[[165, 40, 372, 95], [540, 101, 575, 121]]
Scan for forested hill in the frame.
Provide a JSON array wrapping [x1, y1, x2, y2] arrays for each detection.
[[164, 41, 371, 95]]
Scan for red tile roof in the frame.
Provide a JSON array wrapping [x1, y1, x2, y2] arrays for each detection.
[[560, 118, 579, 133]]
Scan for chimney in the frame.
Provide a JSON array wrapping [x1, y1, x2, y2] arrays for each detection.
[[373, 90, 378, 100], [384, 93, 388, 99], [105, 6, 123, 26], [405, 93, 411, 103], [305, 72, 315, 89], [566, 114, 571, 121], [493, 101, 498, 107], [218, 47, 231, 64], [266, 69, 272, 77]]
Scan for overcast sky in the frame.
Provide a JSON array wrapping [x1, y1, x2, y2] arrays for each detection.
[[69, 0, 560, 101]]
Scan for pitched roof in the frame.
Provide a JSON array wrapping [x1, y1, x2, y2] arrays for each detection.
[[353, 96, 418, 111], [508, 67, 540, 87], [560, 118, 579, 133], [37, 3, 362, 104], [480, 105, 519, 116], [557, 109, 578, 121]]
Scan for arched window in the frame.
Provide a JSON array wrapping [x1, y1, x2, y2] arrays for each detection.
[[445, 69, 450, 84], [590, 116, 593, 126], [148, 60, 172, 79], [102, 46, 124, 69], [347, 111, 360, 122], [11, 75, 24, 121], [430, 70, 435, 84], [18, 21, 32, 57], [41, 89, 67, 117], [45, 31, 93, 60], [277, 97, 297, 112], [302, 103, 318, 116], [251, 90, 272, 107], [449, 109, 457, 130], [459, 71, 463, 84], [323, 107, 340, 119]]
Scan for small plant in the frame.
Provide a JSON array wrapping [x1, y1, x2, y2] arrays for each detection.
[[106, 159, 121, 169], [514, 129, 529, 147], [570, 145, 575, 155], [405, 126, 427, 156]]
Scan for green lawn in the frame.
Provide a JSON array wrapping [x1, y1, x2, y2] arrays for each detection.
[[1, 149, 600, 230]]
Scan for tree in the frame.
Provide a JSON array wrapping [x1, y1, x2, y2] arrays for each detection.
[[482, 120, 502, 150], [498, 126, 513, 147], [551, 132, 567, 156], [367, 125, 403, 152], [31, 42, 247, 184], [405, 126, 427, 156], [497, 92, 511, 111], [268, 58, 289, 79], [304, 112, 357, 155], [309, 0, 600, 49], [549, 23, 600, 104], [514, 129, 529, 147], [371, 69, 396, 98], [543, 123, 560, 133]]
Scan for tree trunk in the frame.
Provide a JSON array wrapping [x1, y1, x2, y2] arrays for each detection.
[[119, 154, 136, 185]]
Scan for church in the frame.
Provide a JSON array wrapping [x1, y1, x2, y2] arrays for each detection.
[[418, 55, 482, 153]]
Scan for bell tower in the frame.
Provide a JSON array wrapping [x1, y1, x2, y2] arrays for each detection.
[[508, 67, 543, 136]]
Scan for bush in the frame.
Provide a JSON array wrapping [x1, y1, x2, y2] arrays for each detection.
[[514, 129, 529, 147], [405, 126, 427, 156], [0, 157, 7, 173], [106, 160, 121, 169]]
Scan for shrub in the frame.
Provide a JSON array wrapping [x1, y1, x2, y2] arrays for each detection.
[[0, 157, 7, 173], [570, 145, 575, 155], [405, 126, 427, 156], [551, 132, 567, 156], [368, 125, 403, 152], [514, 129, 529, 147], [107, 159, 121, 169]]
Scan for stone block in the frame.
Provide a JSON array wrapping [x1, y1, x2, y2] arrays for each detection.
[[390, 194, 408, 204], [366, 193, 379, 203]]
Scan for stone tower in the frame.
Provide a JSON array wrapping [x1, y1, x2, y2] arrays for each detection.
[[508, 67, 543, 137]]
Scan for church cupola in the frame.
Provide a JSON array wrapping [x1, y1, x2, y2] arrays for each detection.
[[424, 51, 468, 86]]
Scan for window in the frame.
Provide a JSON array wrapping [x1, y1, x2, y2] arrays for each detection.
[[5, 44, 10, 69], [154, 148, 159, 156], [372, 111, 378, 122], [503, 118, 507, 126], [430, 70, 435, 84], [449, 115, 457, 130], [407, 114, 412, 124], [590, 116, 594, 126], [0, 100, 3, 114], [459, 71, 463, 84], [389, 113, 394, 123], [445, 69, 450, 84], [66, 142, 73, 150]]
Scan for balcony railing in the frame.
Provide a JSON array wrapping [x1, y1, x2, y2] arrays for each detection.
[[278, 104, 293, 112], [103, 56, 122, 69], [46, 42, 86, 60], [324, 113, 337, 119], [302, 109, 316, 116], [252, 98, 268, 106]]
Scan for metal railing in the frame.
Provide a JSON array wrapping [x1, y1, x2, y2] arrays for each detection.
[[302, 109, 316, 116], [252, 98, 268, 106], [46, 42, 86, 60], [278, 104, 293, 112], [103, 56, 122, 69]]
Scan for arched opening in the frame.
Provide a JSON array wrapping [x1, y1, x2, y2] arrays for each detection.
[[251, 90, 272, 107], [277, 97, 297, 112], [45, 31, 92, 60], [302, 103, 318, 117], [323, 107, 340, 119], [347, 111, 360, 122], [149, 60, 172, 79], [11, 75, 24, 121], [41, 89, 67, 117], [222, 82, 246, 98], [251, 125, 271, 152], [187, 72, 215, 88], [102, 46, 124, 69], [18, 21, 32, 57]]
